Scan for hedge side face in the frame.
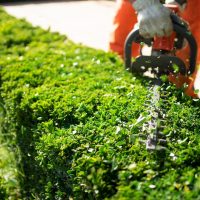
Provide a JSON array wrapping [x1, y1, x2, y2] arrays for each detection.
[[1, 7, 200, 200]]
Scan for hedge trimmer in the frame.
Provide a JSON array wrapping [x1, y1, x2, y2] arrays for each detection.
[[124, 4, 197, 152]]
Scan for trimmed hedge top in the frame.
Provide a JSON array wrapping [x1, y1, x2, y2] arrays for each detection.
[[1, 7, 200, 200]]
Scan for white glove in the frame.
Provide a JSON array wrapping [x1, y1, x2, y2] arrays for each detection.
[[133, 0, 173, 38]]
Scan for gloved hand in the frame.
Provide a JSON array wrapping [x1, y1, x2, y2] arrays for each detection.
[[133, 0, 173, 38]]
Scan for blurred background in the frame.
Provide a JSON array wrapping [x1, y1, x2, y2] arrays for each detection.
[[0, 0, 116, 50]]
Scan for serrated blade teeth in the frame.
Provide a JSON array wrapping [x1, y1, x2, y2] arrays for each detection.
[[157, 132, 166, 137], [140, 79, 169, 153], [146, 139, 167, 151], [157, 139, 167, 145]]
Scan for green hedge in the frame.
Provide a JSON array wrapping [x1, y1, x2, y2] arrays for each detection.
[[1, 7, 200, 200]]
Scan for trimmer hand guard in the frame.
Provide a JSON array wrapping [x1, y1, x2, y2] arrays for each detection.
[[132, 55, 187, 75], [124, 13, 198, 76]]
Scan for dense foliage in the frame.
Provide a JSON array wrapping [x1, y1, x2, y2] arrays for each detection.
[[1, 7, 200, 200]]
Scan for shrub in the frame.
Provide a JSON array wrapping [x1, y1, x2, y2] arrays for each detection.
[[1, 7, 200, 200]]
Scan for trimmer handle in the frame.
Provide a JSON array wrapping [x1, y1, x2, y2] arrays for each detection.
[[124, 13, 198, 75]]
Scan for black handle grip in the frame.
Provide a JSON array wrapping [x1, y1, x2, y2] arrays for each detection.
[[124, 14, 198, 75]]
